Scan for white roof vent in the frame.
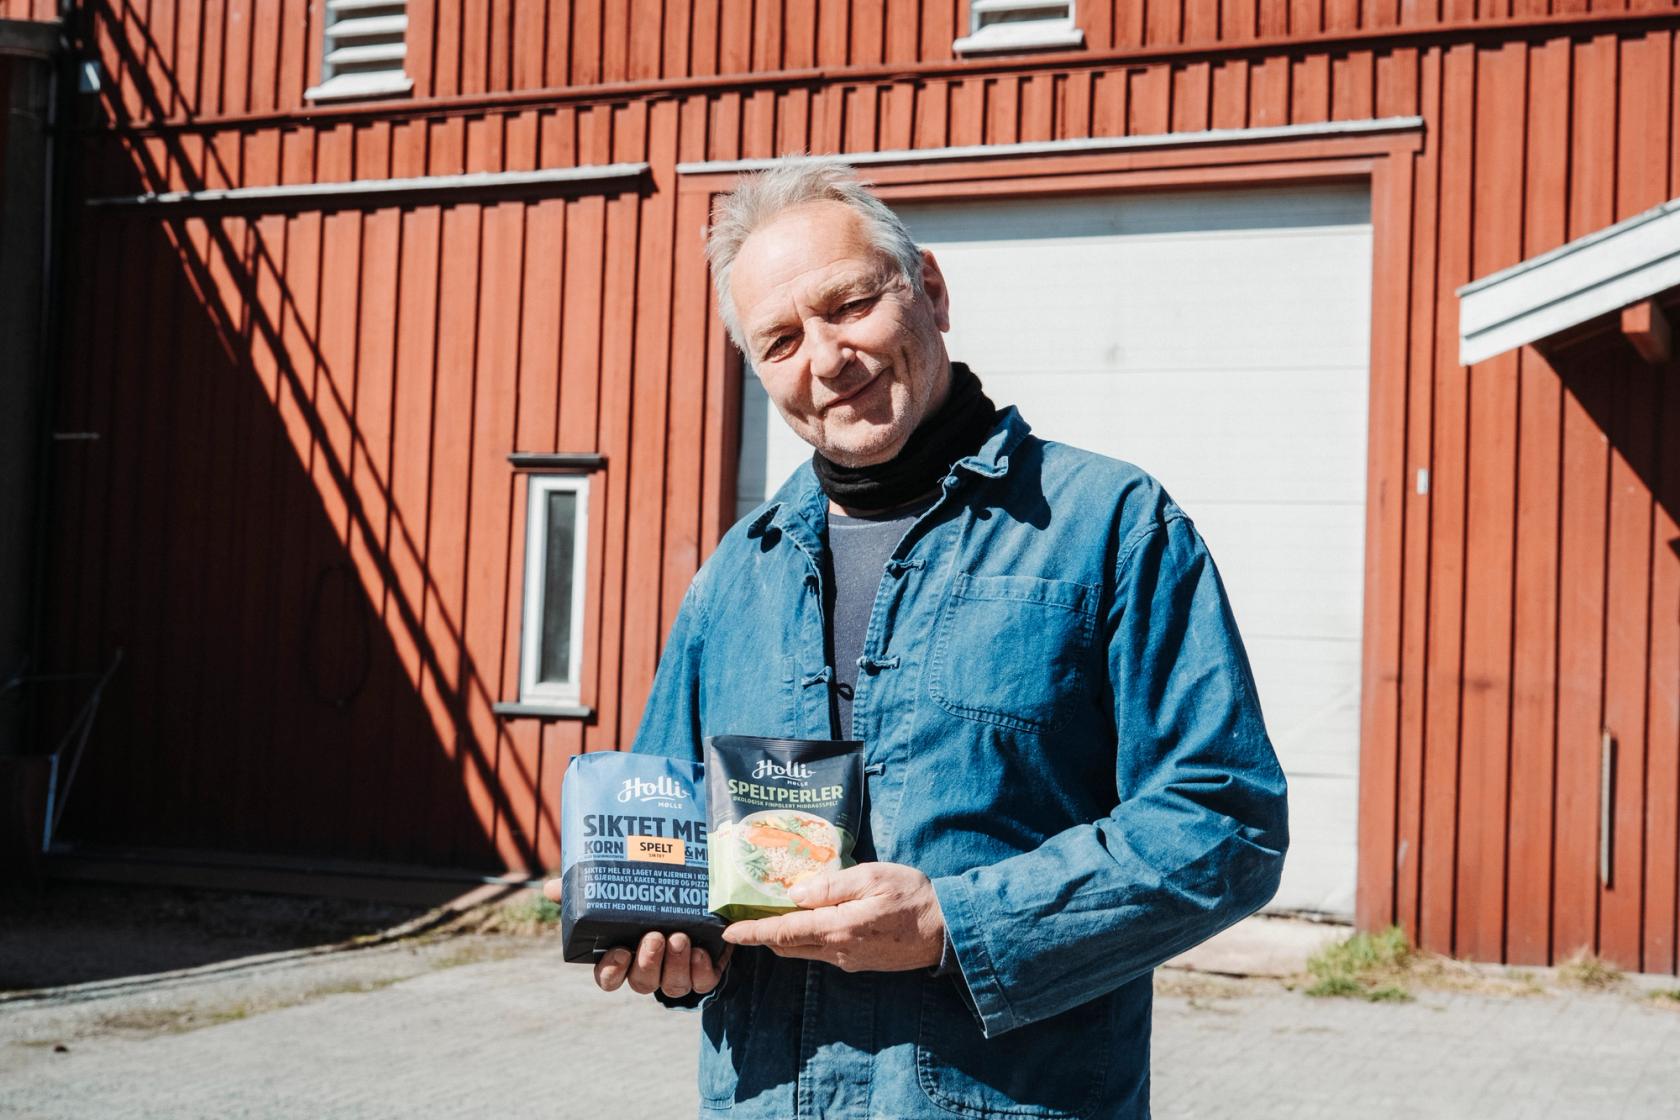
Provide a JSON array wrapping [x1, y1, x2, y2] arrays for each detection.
[[306, 0, 413, 102], [953, 0, 1085, 55]]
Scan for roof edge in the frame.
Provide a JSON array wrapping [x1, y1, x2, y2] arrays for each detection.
[[1458, 195, 1680, 366]]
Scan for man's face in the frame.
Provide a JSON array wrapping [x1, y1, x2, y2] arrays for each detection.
[[729, 200, 952, 468]]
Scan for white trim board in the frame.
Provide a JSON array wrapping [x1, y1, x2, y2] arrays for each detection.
[[1458, 194, 1680, 365], [85, 162, 651, 210], [675, 117, 1424, 175]]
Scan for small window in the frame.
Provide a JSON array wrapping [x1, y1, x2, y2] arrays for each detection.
[[305, 0, 414, 102], [953, 1, 1085, 55], [518, 475, 590, 708]]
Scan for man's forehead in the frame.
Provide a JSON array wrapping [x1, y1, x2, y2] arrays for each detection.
[[732, 202, 897, 329]]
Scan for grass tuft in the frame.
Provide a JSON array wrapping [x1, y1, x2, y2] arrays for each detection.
[[1556, 949, 1622, 991], [1363, 985, 1413, 1003], [1305, 926, 1416, 1002], [439, 889, 565, 936], [500, 893, 562, 926]]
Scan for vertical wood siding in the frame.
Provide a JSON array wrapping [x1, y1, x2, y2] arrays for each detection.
[[1390, 29, 1678, 976], [41, 7, 1680, 973], [73, 2, 1680, 124], [0, 1, 57, 21]]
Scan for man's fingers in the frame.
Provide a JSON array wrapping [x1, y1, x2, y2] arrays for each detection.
[[690, 943, 735, 993], [723, 910, 836, 949], [626, 932, 666, 995], [692, 944, 735, 994], [542, 878, 563, 904], [787, 865, 873, 909], [660, 932, 693, 998], [690, 946, 718, 993], [594, 948, 632, 992], [598, 935, 736, 997], [720, 916, 774, 947]]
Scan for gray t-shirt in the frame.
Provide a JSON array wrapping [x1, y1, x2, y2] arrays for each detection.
[[824, 498, 934, 738]]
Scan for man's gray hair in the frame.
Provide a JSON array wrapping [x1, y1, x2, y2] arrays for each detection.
[[705, 159, 925, 350]]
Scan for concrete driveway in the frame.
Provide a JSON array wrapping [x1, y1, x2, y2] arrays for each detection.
[[4, 914, 1680, 1118]]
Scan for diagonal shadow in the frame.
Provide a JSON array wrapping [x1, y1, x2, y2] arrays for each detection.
[[1541, 301, 1680, 535], [55, 1, 614, 873], [1538, 304, 1680, 627]]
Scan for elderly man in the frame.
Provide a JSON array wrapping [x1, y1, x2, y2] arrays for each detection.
[[548, 162, 1288, 1118]]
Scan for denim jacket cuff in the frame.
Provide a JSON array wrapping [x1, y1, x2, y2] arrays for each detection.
[[929, 928, 960, 977], [931, 874, 1020, 1038]]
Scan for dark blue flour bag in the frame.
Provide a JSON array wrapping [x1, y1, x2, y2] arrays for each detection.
[[560, 752, 726, 964]]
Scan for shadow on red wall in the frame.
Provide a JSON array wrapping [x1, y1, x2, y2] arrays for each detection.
[[40, 4, 555, 877]]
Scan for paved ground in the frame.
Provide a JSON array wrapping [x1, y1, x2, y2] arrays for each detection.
[[1150, 972, 1680, 1119], [4, 899, 1679, 1119]]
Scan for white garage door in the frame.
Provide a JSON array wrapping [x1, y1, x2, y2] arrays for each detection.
[[737, 184, 1372, 917]]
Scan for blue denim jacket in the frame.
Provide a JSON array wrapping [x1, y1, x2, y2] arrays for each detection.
[[633, 408, 1288, 1119]]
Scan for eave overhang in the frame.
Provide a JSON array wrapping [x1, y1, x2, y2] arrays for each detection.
[[1458, 195, 1680, 366]]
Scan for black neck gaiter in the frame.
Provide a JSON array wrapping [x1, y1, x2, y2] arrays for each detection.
[[811, 362, 998, 513]]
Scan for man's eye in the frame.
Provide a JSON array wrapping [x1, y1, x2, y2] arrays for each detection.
[[763, 334, 797, 359], [837, 296, 877, 316]]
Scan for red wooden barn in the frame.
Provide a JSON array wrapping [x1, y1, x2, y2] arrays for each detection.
[[2, 0, 1676, 976]]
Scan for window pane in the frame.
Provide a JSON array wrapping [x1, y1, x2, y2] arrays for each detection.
[[538, 490, 578, 684]]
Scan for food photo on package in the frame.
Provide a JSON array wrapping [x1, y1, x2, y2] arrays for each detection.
[[558, 752, 726, 963], [703, 735, 864, 923]]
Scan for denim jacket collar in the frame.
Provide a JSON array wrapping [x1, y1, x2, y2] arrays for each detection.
[[746, 407, 1033, 553]]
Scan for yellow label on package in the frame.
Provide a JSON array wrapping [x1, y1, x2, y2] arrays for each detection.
[[627, 835, 685, 864]]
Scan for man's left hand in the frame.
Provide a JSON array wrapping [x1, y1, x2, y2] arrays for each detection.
[[721, 862, 946, 972]]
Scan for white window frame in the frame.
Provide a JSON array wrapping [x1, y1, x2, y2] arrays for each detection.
[[953, 0, 1085, 55], [518, 474, 590, 709], [306, 0, 414, 102]]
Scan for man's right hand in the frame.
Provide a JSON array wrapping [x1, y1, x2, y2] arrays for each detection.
[[542, 879, 730, 998], [594, 931, 730, 998]]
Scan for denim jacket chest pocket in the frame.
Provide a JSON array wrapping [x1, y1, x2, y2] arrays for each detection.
[[928, 573, 1099, 736]]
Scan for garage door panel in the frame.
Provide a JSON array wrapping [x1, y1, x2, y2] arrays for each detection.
[[979, 368, 1369, 505], [940, 243, 1370, 369], [932, 231, 1371, 373], [1187, 504, 1366, 639], [902, 185, 1370, 242], [1243, 637, 1363, 778], [1273, 774, 1359, 915]]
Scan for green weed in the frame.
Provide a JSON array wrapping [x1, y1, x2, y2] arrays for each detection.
[[1305, 926, 1416, 1003], [1556, 950, 1622, 990], [478, 890, 562, 932]]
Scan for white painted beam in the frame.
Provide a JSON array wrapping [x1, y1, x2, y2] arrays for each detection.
[[675, 117, 1425, 176], [1458, 195, 1680, 366], [85, 162, 650, 210]]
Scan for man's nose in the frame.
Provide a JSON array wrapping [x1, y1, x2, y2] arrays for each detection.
[[806, 319, 854, 381]]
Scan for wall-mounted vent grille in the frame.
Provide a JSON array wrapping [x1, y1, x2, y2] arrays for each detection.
[[306, 0, 413, 102], [953, 0, 1085, 55]]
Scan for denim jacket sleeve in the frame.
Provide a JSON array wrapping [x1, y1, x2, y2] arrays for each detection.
[[931, 513, 1290, 1038]]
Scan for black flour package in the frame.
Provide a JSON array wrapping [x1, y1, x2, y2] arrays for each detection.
[[560, 752, 726, 963], [704, 736, 864, 923]]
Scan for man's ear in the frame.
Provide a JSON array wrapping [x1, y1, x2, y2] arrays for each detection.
[[919, 248, 952, 333]]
